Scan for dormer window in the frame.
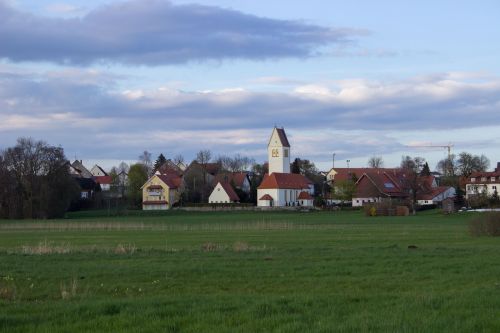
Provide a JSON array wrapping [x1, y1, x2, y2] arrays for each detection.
[[481, 177, 487, 182], [471, 177, 476, 182], [492, 177, 496, 182]]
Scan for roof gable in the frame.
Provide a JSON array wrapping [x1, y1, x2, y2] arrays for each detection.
[[91, 164, 108, 176], [356, 171, 406, 198], [142, 174, 182, 190], [217, 182, 240, 201], [268, 127, 290, 148]]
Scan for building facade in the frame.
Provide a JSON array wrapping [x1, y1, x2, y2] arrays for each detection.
[[257, 127, 313, 207]]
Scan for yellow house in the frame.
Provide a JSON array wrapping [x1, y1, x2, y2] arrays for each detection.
[[141, 174, 182, 210]]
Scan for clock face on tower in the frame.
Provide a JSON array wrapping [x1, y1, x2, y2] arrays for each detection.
[[272, 149, 279, 157]]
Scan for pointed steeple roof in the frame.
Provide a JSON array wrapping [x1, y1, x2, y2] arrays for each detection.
[[268, 127, 290, 147]]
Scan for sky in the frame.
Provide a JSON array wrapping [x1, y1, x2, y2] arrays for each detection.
[[1, 0, 499, 171]]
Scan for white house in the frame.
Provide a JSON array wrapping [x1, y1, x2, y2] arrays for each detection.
[[213, 172, 251, 193], [208, 182, 240, 203], [257, 127, 313, 207], [465, 170, 500, 199], [90, 165, 108, 177], [417, 186, 456, 206]]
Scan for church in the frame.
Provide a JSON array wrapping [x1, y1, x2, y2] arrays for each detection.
[[257, 127, 314, 207]]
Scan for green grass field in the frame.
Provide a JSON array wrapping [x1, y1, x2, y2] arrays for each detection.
[[1, 210, 499, 332]]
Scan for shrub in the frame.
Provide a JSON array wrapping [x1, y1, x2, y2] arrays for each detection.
[[233, 241, 249, 252], [201, 242, 221, 252], [468, 212, 500, 236], [0, 285, 16, 301]]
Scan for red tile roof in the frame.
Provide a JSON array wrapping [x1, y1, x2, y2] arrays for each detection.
[[417, 186, 451, 200], [258, 173, 310, 189], [259, 194, 273, 200], [467, 171, 500, 184], [355, 171, 407, 198], [94, 176, 112, 185], [157, 174, 182, 189], [418, 176, 436, 191], [157, 161, 183, 177], [218, 182, 240, 202], [298, 191, 313, 200], [331, 168, 399, 182]]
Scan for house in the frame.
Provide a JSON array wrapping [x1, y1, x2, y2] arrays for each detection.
[[352, 171, 407, 207], [213, 172, 251, 193], [465, 168, 500, 200], [416, 175, 455, 205], [90, 164, 108, 177], [417, 186, 456, 205], [257, 127, 313, 207], [326, 167, 398, 185], [70, 160, 93, 178], [141, 174, 182, 210], [156, 160, 184, 177], [74, 177, 98, 199], [208, 182, 240, 203], [94, 176, 113, 191], [184, 161, 221, 185]]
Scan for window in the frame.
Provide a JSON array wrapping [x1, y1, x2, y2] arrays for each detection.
[[384, 182, 395, 189], [471, 178, 475, 182], [272, 149, 279, 157], [284, 149, 289, 158], [493, 186, 497, 190], [492, 177, 496, 182], [481, 177, 487, 182]]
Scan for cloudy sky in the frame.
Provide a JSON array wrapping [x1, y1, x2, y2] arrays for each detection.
[[1, 0, 499, 170]]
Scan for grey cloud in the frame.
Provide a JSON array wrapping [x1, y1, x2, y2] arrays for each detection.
[[1, 69, 500, 161], [0, 0, 359, 66]]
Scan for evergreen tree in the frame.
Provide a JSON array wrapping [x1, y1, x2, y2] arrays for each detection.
[[153, 153, 167, 172], [291, 158, 301, 174], [420, 162, 431, 176]]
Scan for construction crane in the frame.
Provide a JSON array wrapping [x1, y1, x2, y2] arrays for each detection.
[[406, 143, 455, 176], [406, 144, 454, 160]]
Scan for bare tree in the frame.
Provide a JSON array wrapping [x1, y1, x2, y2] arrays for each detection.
[[118, 161, 129, 174], [195, 150, 212, 201], [196, 150, 212, 166], [368, 156, 384, 168], [173, 154, 185, 166], [138, 150, 152, 175], [400, 155, 426, 215], [457, 152, 490, 177], [436, 154, 456, 176]]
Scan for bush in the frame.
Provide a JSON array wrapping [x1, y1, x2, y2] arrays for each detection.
[[468, 212, 500, 236]]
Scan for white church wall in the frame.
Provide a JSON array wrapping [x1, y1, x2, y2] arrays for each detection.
[[268, 129, 290, 174]]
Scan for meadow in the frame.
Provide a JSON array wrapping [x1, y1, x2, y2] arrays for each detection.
[[0, 210, 499, 332]]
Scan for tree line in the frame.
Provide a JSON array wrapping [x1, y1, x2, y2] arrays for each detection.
[[0, 138, 79, 219]]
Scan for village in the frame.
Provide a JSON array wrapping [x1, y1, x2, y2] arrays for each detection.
[[66, 127, 500, 214]]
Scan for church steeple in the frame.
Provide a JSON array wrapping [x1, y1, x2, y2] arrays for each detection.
[[268, 127, 290, 174]]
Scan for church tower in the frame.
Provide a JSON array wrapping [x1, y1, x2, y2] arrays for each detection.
[[268, 127, 290, 174]]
